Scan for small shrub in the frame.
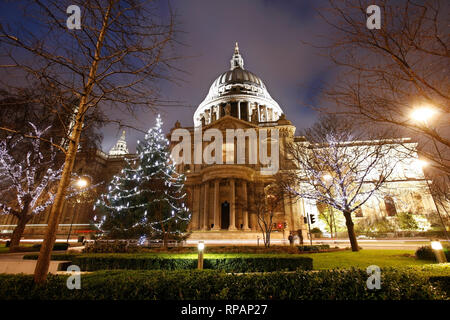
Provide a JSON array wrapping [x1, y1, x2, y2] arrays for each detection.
[[82, 240, 140, 253], [415, 245, 450, 261], [32, 242, 69, 251], [297, 244, 330, 252]]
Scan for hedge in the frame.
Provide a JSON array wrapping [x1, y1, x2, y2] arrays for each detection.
[[416, 246, 450, 261], [82, 244, 334, 254], [297, 245, 330, 252], [23, 253, 313, 272], [32, 243, 69, 251], [0, 268, 447, 300]]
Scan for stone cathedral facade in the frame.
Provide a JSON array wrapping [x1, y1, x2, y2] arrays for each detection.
[[0, 44, 440, 241], [168, 43, 439, 241]]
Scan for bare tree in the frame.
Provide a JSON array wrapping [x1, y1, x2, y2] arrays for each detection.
[[281, 115, 413, 251], [0, 0, 178, 282], [316, 0, 449, 174], [0, 85, 103, 150], [247, 183, 285, 248]]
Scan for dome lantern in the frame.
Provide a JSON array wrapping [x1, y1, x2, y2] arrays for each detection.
[[230, 42, 244, 70]]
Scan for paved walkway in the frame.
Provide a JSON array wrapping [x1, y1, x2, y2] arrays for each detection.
[[0, 252, 69, 274]]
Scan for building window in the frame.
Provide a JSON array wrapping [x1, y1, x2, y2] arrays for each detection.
[[355, 207, 363, 217], [384, 196, 397, 217], [413, 193, 425, 213]]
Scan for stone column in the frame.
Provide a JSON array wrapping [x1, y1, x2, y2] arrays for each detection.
[[199, 183, 204, 230], [242, 181, 250, 230], [264, 105, 268, 122], [193, 185, 201, 230], [213, 179, 221, 230], [247, 101, 252, 122], [257, 104, 261, 122], [202, 182, 209, 230], [228, 179, 237, 230], [249, 184, 257, 231], [237, 100, 241, 119]]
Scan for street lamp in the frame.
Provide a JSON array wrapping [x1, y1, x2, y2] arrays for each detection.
[[67, 177, 89, 244], [410, 106, 436, 123], [76, 178, 88, 188], [410, 105, 444, 162], [197, 241, 205, 269], [430, 240, 447, 263]]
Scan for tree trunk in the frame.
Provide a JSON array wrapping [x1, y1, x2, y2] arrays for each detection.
[[33, 4, 112, 284], [343, 210, 359, 252], [265, 231, 271, 247], [9, 215, 30, 252], [163, 232, 168, 248]]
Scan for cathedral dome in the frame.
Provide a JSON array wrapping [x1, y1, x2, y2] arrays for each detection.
[[194, 43, 283, 126], [205, 67, 272, 101]]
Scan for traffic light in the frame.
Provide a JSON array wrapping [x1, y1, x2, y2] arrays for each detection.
[[303, 216, 307, 224], [277, 222, 283, 229], [309, 214, 316, 224]]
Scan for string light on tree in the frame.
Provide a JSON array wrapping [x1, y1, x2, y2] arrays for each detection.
[[95, 115, 191, 245]]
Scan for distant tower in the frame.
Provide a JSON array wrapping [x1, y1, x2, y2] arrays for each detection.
[[109, 130, 129, 156]]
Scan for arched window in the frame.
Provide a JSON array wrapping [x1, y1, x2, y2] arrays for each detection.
[[384, 196, 397, 217], [355, 207, 363, 217], [413, 193, 425, 213]]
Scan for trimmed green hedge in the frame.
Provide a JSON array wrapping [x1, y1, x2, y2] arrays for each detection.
[[23, 253, 313, 272], [297, 245, 330, 252], [416, 245, 450, 261], [32, 243, 69, 251], [0, 268, 447, 300]]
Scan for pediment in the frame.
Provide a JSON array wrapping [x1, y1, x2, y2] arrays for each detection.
[[204, 115, 258, 131]]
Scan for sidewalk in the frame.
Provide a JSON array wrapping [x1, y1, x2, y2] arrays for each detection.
[[0, 252, 70, 274]]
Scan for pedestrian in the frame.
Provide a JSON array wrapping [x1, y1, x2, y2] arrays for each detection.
[[288, 233, 294, 247], [297, 229, 304, 246]]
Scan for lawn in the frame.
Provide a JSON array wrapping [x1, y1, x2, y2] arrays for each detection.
[[299, 249, 432, 269], [23, 249, 439, 270]]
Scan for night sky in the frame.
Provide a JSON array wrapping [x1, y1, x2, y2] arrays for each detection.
[[1, 0, 336, 153], [100, 0, 337, 153]]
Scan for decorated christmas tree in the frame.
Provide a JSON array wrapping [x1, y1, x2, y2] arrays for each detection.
[[95, 115, 191, 245]]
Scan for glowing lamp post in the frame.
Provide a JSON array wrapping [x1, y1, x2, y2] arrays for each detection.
[[197, 241, 205, 269], [67, 178, 89, 244], [410, 106, 436, 123], [431, 240, 447, 263]]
